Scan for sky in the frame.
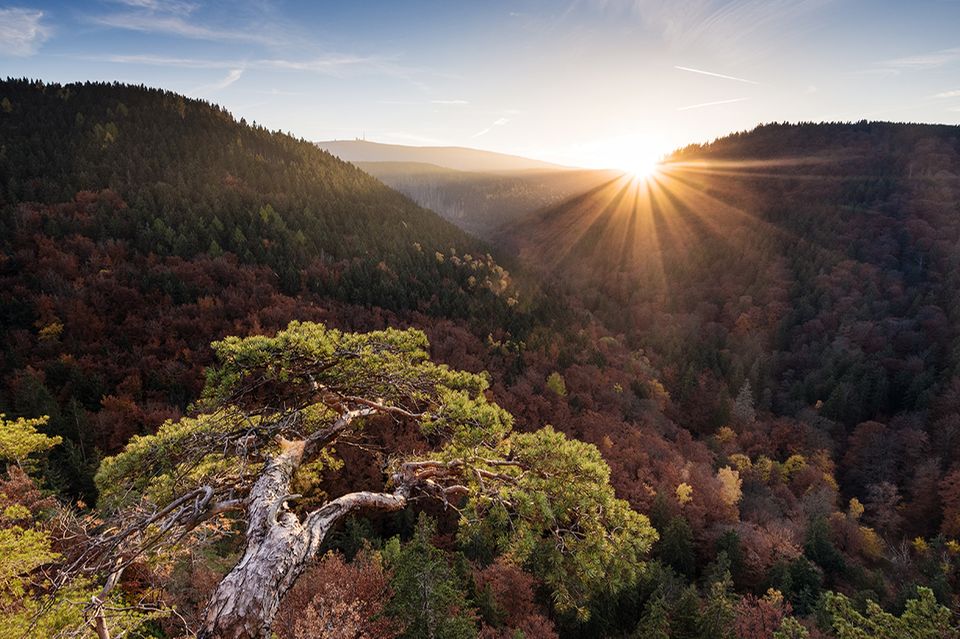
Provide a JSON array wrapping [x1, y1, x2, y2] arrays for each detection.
[[2, 0, 960, 169]]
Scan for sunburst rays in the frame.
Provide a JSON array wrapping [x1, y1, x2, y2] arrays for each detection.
[[506, 154, 849, 311]]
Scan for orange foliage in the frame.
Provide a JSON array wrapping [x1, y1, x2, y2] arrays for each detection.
[[274, 551, 400, 639]]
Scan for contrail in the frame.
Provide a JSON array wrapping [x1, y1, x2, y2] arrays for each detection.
[[675, 65, 759, 85], [678, 97, 749, 111], [472, 117, 509, 138]]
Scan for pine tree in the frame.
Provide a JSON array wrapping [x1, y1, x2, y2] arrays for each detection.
[[91, 321, 658, 637], [773, 617, 810, 639], [698, 572, 736, 639], [659, 516, 696, 578], [671, 586, 702, 639], [825, 587, 957, 639], [633, 590, 670, 639], [383, 515, 478, 639], [1, 415, 151, 637]]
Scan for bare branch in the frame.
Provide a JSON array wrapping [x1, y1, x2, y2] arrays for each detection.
[[303, 488, 409, 546]]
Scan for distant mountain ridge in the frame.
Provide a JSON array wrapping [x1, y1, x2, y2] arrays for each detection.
[[315, 139, 569, 173]]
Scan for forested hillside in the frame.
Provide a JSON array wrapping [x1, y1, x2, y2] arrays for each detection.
[[500, 121, 960, 433], [0, 78, 524, 496], [5, 80, 960, 639], [0, 79, 516, 313], [498, 120, 960, 553]]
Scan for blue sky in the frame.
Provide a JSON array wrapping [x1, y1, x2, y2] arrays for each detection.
[[3, 0, 960, 168]]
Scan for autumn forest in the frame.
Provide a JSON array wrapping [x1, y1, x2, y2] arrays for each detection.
[[3, 76, 960, 639]]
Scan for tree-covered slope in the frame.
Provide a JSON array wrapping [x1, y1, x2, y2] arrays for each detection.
[[0, 78, 514, 314], [0, 79, 521, 495], [8, 81, 960, 638], [498, 121, 960, 426]]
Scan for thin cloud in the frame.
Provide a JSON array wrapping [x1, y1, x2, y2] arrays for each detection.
[[89, 12, 282, 47], [88, 53, 398, 77], [260, 55, 432, 87], [95, 54, 228, 68], [675, 65, 759, 84], [109, 0, 198, 14], [379, 99, 469, 106], [191, 68, 244, 95], [591, 0, 834, 49], [472, 117, 510, 138], [845, 68, 901, 78], [677, 97, 748, 111], [217, 68, 244, 89], [87, 6, 435, 88], [934, 89, 960, 99], [882, 47, 960, 70], [259, 55, 386, 74], [0, 7, 52, 56]]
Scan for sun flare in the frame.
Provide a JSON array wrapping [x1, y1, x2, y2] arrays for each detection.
[[626, 155, 660, 180], [597, 137, 665, 180], [564, 133, 669, 179]]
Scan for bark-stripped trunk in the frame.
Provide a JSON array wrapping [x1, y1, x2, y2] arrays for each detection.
[[198, 438, 407, 639]]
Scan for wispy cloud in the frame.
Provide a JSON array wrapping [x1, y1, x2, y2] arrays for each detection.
[[190, 68, 243, 95], [674, 65, 759, 84], [259, 55, 388, 74], [934, 89, 960, 99], [589, 0, 834, 49], [90, 12, 281, 46], [883, 47, 960, 71], [87, 3, 437, 89], [845, 68, 901, 78], [379, 99, 469, 106], [677, 97, 748, 111], [109, 0, 198, 14], [95, 54, 228, 68], [864, 47, 960, 77], [217, 68, 244, 89], [0, 7, 52, 56], [472, 117, 510, 138], [89, 53, 398, 77]]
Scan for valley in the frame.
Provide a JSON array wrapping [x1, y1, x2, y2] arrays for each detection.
[[3, 80, 960, 639]]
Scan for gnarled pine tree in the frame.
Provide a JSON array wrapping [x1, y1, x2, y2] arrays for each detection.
[[83, 321, 656, 639]]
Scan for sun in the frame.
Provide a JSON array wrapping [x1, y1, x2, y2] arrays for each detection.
[[600, 140, 664, 180], [569, 134, 668, 180], [626, 154, 661, 180]]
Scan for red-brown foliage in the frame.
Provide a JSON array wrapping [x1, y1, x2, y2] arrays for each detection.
[[274, 551, 401, 639], [474, 559, 558, 639]]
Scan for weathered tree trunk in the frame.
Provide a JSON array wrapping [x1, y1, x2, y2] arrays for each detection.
[[198, 438, 407, 639]]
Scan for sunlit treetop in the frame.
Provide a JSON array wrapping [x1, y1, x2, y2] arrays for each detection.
[[0, 414, 61, 471]]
